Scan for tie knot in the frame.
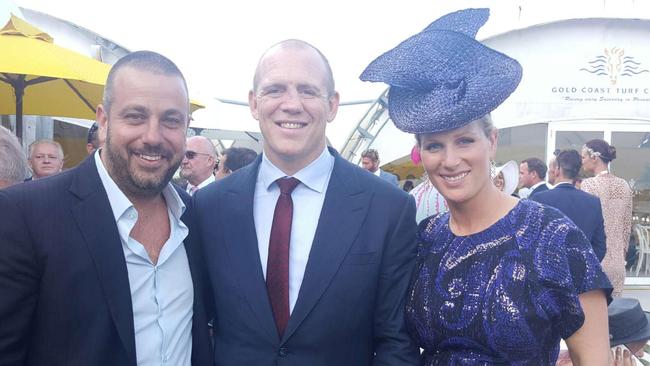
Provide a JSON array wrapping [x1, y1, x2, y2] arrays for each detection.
[[276, 177, 300, 195]]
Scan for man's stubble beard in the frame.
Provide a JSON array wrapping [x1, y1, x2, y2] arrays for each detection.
[[103, 132, 181, 199]]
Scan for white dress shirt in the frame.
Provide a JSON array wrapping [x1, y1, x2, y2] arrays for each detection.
[[253, 147, 334, 313], [95, 151, 193, 366], [551, 181, 573, 189], [187, 174, 215, 195]]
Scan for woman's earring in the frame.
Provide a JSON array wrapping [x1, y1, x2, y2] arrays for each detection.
[[490, 160, 497, 179]]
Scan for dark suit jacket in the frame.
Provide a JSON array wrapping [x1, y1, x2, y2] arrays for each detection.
[[528, 182, 549, 198], [532, 183, 606, 261], [0, 156, 213, 366], [194, 148, 419, 366]]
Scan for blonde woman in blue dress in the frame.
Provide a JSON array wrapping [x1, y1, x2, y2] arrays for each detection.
[[361, 8, 612, 365]]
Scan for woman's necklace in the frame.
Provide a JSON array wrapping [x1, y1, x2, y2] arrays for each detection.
[[597, 170, 609, 176]]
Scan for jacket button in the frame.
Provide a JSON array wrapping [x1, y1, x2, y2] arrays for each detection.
[[278, 347, 288, 357]]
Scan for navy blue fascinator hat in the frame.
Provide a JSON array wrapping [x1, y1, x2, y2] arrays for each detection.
[[360, 8, 522, 134]]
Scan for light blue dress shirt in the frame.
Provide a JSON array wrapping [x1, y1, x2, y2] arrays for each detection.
[[95, 152, 193, 366], [254, 147, 334, 313]]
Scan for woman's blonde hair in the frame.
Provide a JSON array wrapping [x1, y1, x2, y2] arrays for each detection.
[[415, 114, 495, 145]]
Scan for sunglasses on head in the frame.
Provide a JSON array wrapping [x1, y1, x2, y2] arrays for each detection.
[[184, 150, 211, 160]]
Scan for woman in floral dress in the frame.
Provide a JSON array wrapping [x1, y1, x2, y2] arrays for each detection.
[[581, 139, 633, 296]]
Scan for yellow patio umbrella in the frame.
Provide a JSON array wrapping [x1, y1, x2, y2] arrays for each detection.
[[0, 14, 203, 138], [0, 14, 109, 138], [382, 154, 424, 181]]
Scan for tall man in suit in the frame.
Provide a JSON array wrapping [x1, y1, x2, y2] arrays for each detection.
[[194, 39, 419, 365], [532, 149, 606, 261], [0, 51, 212, 366], [360, 148, 399, 186], [519, 157, 549, 198]]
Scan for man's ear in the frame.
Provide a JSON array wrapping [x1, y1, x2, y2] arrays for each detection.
[[248, 90, 259, 121], [96, 104, 108, 141], [326, 92, 340, 122]]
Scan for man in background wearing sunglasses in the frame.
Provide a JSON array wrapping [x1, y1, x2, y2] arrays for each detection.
[[180, 136, 217, 195]]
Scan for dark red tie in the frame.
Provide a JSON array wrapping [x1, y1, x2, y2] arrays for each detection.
[[267, 177, 300, 337]]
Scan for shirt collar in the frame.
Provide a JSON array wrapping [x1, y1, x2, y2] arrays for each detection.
[[94, 149, 186, 222], [530, 181, 547, 191], [259, 147, 334, 193], [196, 174, 215, 189]]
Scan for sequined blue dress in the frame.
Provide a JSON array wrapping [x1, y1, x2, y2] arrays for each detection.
[[406, 200, 612, 365]]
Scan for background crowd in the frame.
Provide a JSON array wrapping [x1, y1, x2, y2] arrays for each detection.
[[0, 6, 644, 366]]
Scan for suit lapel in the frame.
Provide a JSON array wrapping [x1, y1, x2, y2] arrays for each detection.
[[283, 152, 372, 342], [177, 190, 206, 363], [69, 157, 136, 364], [221, 158, 280, 341]]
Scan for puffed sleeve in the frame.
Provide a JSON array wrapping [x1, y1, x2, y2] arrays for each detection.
[[530, 208, 612, 340]]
